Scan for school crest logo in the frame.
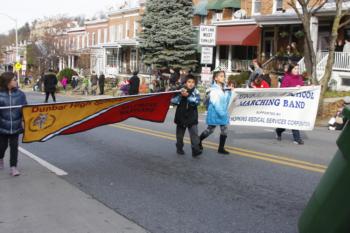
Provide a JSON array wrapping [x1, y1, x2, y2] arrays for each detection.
[[29, 113, 56, 132]]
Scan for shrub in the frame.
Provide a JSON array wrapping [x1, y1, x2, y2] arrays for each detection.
[[228, 71, 250, 87], [57, 68, 78, 83]]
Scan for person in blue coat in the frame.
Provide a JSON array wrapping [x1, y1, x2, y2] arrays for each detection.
[[0, 72, 27, 176], [199, 70, 234, 154]]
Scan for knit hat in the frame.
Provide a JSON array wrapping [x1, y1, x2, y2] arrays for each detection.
[[344, 96, 350, 104]]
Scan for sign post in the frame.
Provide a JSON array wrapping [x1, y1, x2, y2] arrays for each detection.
[[199, 25, 217, 84]]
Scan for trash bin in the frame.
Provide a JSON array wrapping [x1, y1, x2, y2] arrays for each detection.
[[298, 106, 350, 233]]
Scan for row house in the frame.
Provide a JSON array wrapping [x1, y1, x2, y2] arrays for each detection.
[[103, 1, 144, 77], [193, 0, 350, 90], [56, 0, 145, 77]]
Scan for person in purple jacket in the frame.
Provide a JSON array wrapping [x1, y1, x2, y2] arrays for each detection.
[[276, 64, 305, 145]]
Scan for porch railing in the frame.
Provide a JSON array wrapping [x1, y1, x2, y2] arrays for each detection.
[[219, 59, 252, 72]]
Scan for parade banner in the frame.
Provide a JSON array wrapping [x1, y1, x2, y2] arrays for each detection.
[[229, 86, 321, 131], [22, 92, 176, 143]]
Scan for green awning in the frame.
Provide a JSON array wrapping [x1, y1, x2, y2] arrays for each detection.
[[206, 0, 222, 10], [194, 0, 208, 16], [207, 0, 241, 10], [221, 0, 240, 9]]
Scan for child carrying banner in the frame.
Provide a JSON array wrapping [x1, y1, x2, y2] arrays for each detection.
[[276, 64, 305, 145], [199, 70, 234, 154], [171, 75, 202, 157]]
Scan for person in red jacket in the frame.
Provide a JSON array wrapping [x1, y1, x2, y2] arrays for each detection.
[[251, 74, 270, 88], [276, 64, 305, 145]]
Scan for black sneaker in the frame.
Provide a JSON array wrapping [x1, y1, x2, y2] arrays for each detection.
[[218, 148, 230, 155], [177, 149, 185, 155], [192, 150, 202, 158], [276, 135, 282, 141], [293, 140, 304, 145]]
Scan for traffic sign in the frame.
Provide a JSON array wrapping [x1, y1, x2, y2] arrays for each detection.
[[14, 62, 22, 71], [201, 47, 213, 65], [199, 25, 217, 46]]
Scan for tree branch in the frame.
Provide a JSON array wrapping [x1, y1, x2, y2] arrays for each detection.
[[288, 0, 303, 21], [311, 0, 329, 14], [339, 16, 350, 28]]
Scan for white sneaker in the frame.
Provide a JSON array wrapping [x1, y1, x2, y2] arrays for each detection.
[[10, 167, 20, 176]]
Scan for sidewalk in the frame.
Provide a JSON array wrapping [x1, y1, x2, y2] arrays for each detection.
[[0, 152, 149, 233]]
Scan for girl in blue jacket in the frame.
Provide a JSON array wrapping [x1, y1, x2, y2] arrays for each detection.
[[199, 70, 234, 154], [0, 72, 27, 176]]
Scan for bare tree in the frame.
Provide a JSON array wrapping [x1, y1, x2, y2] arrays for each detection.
[[289, 0, 350, 115], [288, 0, 328, 85]]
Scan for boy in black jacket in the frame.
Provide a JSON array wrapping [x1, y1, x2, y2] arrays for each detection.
[[171, 75, 202, 157]]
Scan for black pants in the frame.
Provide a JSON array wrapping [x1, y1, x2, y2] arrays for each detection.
[[276, 128, 301, 141], [176, 125, 200, 152], [99, 85, 104, 95], [45, 92, 56, 102], [0, 134, 19, 167]]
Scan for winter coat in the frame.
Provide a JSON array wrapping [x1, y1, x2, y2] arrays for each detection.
[[129, 75, 140, 95], [0, 89, 27, 135], [206, 83, 232, 126], [43, 72, 58, 92], [98, 74, 105, 86], [61, 77, 68, 87], [91, 75, 98, 86], [281, 73, 304, 88], [171, 88, 200, 127]]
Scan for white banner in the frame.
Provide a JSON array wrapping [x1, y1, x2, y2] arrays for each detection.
[[229, 86, 321, 131]]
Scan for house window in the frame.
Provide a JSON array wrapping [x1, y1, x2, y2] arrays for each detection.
[[213, 12, 223, 21], [274, 0, 283, 12], [82, 35, 85, 49], [98, 29, 101, 44], [133, 21, 139, 38], [92, 32, 96, 45], [104, 28, 108, 43], [125, 20, 130, 39], [252, 0, 261, 15], [342, 78, 350, 86]]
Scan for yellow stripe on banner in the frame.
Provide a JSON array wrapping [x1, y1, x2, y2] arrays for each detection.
[[112, 124, 326, 174]]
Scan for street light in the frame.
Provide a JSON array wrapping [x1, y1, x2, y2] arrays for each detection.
[[0, 13, 18, 62]]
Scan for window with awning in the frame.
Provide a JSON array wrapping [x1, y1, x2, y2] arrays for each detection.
[[207, 0, 241, 10], [216, 25, 261, 46]]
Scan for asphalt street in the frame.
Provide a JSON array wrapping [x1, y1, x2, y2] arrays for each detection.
[[18, 91, 340, 233]]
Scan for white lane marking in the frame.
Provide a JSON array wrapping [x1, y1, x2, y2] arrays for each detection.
[[19, 147, 68, 176]]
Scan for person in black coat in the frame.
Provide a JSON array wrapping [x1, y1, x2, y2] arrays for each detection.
[[0, 72, 27, 176], [171, 75, 202, 157], [128, 71, 140, 95], [43, 69, 58, 103], [98, 72, 105, 95]]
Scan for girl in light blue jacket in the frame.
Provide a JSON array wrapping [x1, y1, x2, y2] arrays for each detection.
[[199, 70, 234, 154]]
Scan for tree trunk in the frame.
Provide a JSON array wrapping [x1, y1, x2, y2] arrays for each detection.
[[318, 0, 343, 116]]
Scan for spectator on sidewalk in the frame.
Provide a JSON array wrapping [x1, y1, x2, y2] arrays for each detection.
[[171, 74, 202, 157], [128, 71, 140, 95], [43, 69, 58, 103], [139, 77, 149, 94], [251, 74, 270, 88], [248, 59, 263, 88], [90, 71, 98, 96], [61, 76, 68, 93], [119, 77, 129, 96], [98, 72, 105, 95], [0, 72, 28, 176]]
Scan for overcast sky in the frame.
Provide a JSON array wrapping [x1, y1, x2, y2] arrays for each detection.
[[0, 0, 123, 34]]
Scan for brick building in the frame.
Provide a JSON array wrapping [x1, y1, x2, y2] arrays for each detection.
[[193, 0, 350, 79]]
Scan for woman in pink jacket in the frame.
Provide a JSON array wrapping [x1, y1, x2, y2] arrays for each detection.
[[276, 64, 305, 145]]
